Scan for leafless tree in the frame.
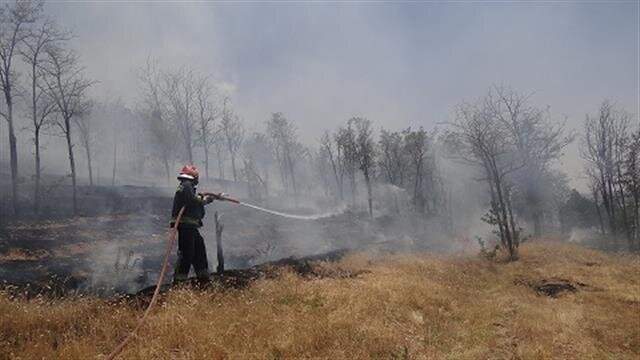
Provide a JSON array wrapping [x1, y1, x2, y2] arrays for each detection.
[[20, 17, 67, 212], [0, 0, 42, 214], [75, 100, 95, 186], [449, 93, 523, 261], [221, 98, 244, 181], [194, 75, 219, 181], [581, 101, 619, 233], [489, 86, 573, 236], [625, 130, 640, 246], [320, 130, 344, 200], [243, 131, 272, 199], [314, 144, 333, 198], [267, 112, 299, 195], [403, 127, 429, 213], [335, 121, 358, 206], [353, 117, 376, 217], [40, 46, 93, 214], [137, 59, 177, 185], [212, 126, 227, 179], [378, 128, 407, 187], [162, 67, 196, 164], [582, 101, 637, 250], [242, 157, 265, 201]]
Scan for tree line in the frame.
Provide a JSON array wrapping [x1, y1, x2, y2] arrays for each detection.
[[581, 100, 640, 251], [1, 1, 93, 215], [1, 1, 637, 256]]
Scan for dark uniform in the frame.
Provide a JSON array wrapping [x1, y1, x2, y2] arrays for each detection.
[[170, 179, 213, 282]]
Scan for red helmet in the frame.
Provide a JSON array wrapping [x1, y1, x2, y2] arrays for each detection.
[[178, 164, 199, 180]]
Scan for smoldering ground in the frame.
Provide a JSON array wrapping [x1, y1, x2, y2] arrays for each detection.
[[0, 177, 491, 297]]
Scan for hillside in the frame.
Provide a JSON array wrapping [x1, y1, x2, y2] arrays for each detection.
[[0, 241, 638, 359]]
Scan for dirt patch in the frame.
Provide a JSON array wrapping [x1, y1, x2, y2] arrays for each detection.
[[515, 277, 589, 298]]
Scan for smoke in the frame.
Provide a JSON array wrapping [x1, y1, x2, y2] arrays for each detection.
[[85, 242, 146, 294], [0, 2, 637, 295]]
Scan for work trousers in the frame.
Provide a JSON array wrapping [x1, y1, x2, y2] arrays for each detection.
[[174, 227, 210, 282]]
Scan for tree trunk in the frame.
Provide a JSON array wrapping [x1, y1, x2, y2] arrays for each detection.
[[32, 62, 40, 214], [230, 153, 237, 181], [364, 170, 373, 218], [34, 129, 41, 214], [507, 189, 519, 249], [606, 176, 617, 234], [594, 191, 606, 235], [599, 172, 615, 235], [493, 166, 516, 261], [85, 139, 93, 187], [349, 172, 356, 207], [203, 142, 210, 181], [6, 99, 19, 216], [64, 119, 78, 215], [328, 152, 343, 200], [216, 147, 225, 179], [163, 155, 171, 187], [616, 180, 633, 250]]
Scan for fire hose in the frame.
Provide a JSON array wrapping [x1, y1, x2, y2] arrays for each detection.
[[106, 191, 330, 358], [106, 193, 240, 359], [105, 206, 185, 360]]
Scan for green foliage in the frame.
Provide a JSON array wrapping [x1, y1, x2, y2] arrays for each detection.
[[476, 236, 499, 260]]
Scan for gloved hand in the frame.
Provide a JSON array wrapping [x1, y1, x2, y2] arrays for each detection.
[[199, 194, 215, 204]]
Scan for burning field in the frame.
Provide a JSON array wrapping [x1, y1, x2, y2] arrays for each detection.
[[0, 240, 638, 359]]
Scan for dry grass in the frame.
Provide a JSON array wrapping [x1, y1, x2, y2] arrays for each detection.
[[1, 241, 638, 359]]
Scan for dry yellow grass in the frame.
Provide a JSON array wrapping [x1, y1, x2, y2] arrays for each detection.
[[1, 241, 638, 359]]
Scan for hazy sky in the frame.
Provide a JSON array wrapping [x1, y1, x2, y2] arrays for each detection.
[[44, 1, 639, 189]]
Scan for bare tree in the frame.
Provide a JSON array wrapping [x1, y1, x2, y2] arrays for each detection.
[[21, 17, 66, 212], [625, 129, 640, 248], [403, 127, 429, 213], [163, 67, 196, 164], [582, 101, 638, 250], [378, 128, 407, 187], [353, 117, 376, 217], [448, 92, 523, 260], [489, 86, 573, 236], [40, 46, 93, 214], [221, 98, 244, 181], [315, 144, 333, 198], [194, 75, 219, 181], [137, 59, 177, 185], [243, 131, 272, 199], [75, 101, 95, 186], [335, 121, 358, 206], [212, 126, 227, 179], [320, 130, 344, 200], [0, 0, 42, 215], [267, 112, 299, 195]]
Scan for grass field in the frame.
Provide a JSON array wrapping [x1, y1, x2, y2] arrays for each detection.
[[1, 240, 638, 359]]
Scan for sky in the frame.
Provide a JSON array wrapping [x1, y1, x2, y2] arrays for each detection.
[[39, 1, 640, 189]]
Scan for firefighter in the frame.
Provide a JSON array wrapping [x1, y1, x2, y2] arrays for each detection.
[[170, 165, 216, 283]]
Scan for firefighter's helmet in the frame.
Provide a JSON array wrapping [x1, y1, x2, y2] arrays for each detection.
[[178, 165, 199, 181]]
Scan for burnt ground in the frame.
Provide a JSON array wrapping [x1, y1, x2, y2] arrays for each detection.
[[0, 186, 452, 298]]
